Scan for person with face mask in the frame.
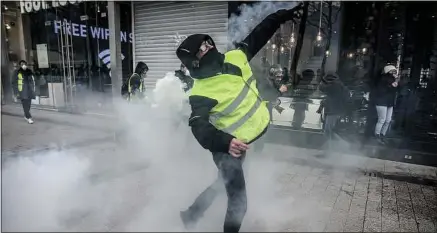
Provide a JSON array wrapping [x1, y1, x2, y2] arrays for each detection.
[[121, 61, 149, 101], [176, 4, 303, 232], [12, 60, 36, 124], [174, 63, 193, 92], [373, 65, 399, 144]]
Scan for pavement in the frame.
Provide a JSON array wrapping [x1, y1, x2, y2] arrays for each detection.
[[1, 104, 437, 232]]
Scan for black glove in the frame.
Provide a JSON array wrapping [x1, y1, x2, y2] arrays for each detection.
[[275, 4, 303, 22]]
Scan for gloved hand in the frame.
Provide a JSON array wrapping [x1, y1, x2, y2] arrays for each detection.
[[276, 4, 303, 22]]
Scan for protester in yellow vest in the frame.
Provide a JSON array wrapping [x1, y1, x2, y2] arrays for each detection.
[[121, 61, 149, 101], [12, 60, 36, 124], [175, 5, 303, 232]]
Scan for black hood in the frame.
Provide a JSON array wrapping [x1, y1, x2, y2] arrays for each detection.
[[134, 61, 149, 75], [176, 34, 224, 79]]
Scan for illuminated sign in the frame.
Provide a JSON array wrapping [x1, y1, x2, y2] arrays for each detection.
[[53, 20, 133, 43], [20, 0, 83, 14]]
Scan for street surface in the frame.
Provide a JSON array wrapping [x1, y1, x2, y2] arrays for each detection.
[[1, 105, 437, 232]]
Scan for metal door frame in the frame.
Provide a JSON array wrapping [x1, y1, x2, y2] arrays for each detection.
[[55, 14, 76, 108]]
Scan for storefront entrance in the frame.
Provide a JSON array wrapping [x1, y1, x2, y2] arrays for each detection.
[[2, 1, 133, 113]]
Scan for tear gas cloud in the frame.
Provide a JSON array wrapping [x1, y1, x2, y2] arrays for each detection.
[[2, 1, 366, 231], [228, 1, 298, 48]]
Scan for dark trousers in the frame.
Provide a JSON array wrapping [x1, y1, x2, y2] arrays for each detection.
[[21, 99, 32, 119], [323, 115, 339, 153], [185, 152, 247, 233]]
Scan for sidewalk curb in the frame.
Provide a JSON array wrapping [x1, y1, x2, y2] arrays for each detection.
[[1, 111, 114, 133], [4, 103, 116, 119]]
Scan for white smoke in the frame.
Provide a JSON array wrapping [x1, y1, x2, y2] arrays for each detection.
[[228, 1, 299, 48], [2, 1, 369, 232]]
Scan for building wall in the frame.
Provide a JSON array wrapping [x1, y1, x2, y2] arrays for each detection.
[[133, 1, 228, 88]]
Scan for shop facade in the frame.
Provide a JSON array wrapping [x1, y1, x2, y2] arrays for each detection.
[[132, 1, 228, 88], [2, 0, 133, 111]]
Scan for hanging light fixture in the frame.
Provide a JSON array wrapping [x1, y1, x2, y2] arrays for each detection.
[[315, 0, 324, 47]]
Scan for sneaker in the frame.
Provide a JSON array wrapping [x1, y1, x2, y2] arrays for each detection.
[[380, 135, 388, 144], [27, 118, 34, 124], [180, 210, 196, 230], [375, 134, 385, 145]]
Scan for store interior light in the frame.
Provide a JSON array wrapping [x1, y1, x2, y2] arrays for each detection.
[[348, 53, 354, 58], [272, 44, 276, 49], [3, 5, 8, 10], [5, 24, 11, 30], [362, 48, 367, 53], [281, 46, 284, 52], [316, 32, 323, 42]]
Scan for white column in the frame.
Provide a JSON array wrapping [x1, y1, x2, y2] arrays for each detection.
[[108, 1, 122, 104]]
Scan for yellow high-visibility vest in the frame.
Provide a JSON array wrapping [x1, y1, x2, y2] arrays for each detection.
[[189, 49, 270, 143], [17, 72, 35, 92], [127, 73, 145, 101]]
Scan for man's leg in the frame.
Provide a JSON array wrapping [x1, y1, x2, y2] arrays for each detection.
[[180, 175, 223, 228], [374, 106, 387, 136], [21, 99, 32, 119], [323, 115, 339, 156], [212, 152, 247, 233], [380, 106, 393, 136]]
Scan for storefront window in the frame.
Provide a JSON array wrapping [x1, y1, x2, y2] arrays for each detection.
[[20, 1, 133, 109]]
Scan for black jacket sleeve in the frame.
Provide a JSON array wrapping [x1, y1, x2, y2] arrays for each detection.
[[188, 95, 235, 153], [237, 5, 302, 61]]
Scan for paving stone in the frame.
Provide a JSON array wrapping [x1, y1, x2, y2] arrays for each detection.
[[366, 200, 382, 219], [416, 218, 436, 233], [324, 209, 348, 232], [382, 218, 400, 232], [399, 216, 419, 232], [364, 216, 382, 232]]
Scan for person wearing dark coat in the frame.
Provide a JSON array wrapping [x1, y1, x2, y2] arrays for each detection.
[[318, 72, 351, 154], [373, 65, 398, 144], [12, 60, 36, 124]]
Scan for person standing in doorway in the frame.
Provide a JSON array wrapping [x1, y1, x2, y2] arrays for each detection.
[[374, 65, 398, 145], [12, 60, 36, 124]]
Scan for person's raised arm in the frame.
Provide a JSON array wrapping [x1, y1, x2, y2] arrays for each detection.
[[237, 4, 303, 61]]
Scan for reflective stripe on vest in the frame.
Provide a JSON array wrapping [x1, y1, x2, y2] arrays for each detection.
[[190, 49, 270, 142], [209, 75, 264, 135], [18, 73, 35, 92], [128, 74, 143, 94]]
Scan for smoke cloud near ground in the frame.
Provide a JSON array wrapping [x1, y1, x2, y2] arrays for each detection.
[[2, 1, 368, 231], [1, 73, 366, 232]]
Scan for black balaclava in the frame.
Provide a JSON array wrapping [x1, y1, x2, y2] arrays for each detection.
[[176, 34, 224, 79]]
